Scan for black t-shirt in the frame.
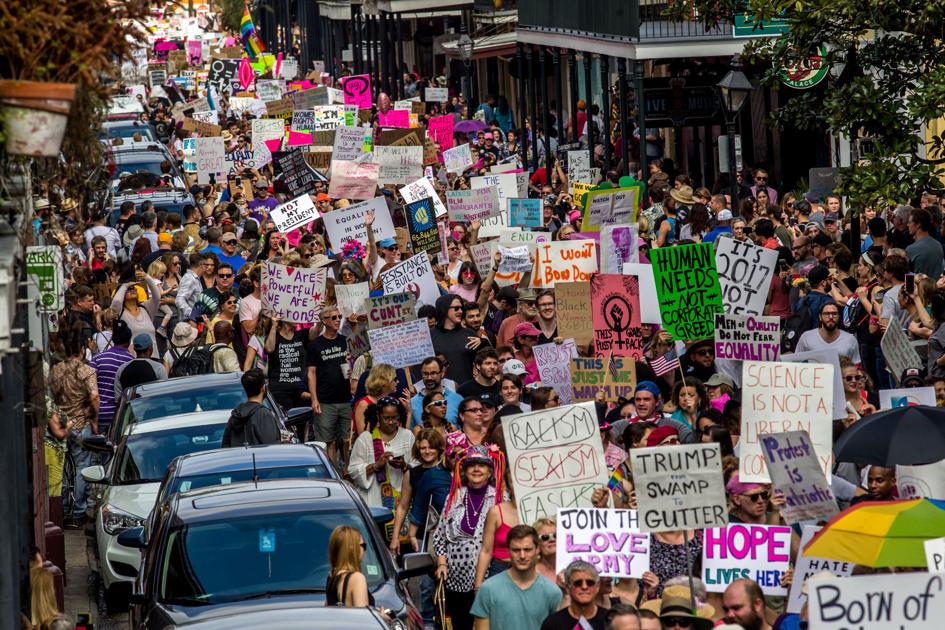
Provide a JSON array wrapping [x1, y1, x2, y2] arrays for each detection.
[[268, 330, 308, 393], [540, 607, 608, 630], [307, 334, 349, 404], [456, 379, 500, 399]]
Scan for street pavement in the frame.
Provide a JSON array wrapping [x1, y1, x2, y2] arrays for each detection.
[[64, 528, 129, 629]]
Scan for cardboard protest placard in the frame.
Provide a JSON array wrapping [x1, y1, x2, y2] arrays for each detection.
[[270, 194, 319, 233], [367, 318, 435, 369], [194, 136, 225, 184], [181, 117, 223, 137], [534, 339, 578, 405], [327, 160, 379, 200], [555, 282, 593, 348], [807, 573, 945, 630], [787, 525, 853, 613], [445, 188, 501, 223], [405, 197, 441, 256], [497, 246, 532, 274], [321, 196, 394, 249], [881, 322, 922, 385], [531, 240, 598, 289], [555, 509, 650, 578], [335, 282, 370, 318], [508, 198, 542, 228], [925, 537, 945, 572], [740, 360, 835, 483], [260, 261, 327, 323], [631, 443, 728, 533], [340, 74, 372, 108], [374, 145, 423, 185], [443, 144, 473, 174], [714, 314, 780, 362], [381, 251, 440, 307], [348, 328, 370, 360], [781, 348, 846, 419], [425, 87, 449, 102], [366, 292, 418, 330], [503, 402, 611, 523], [399, 177, 447, 219], [703, 524, 793, 595], [760, 430, 839, 524], [471, 172, 527, 208], [469, 243, 493, 279], [476, 214, 508, 239], [715, 237, 779, 316], [378, 128, 423, 147], [650, 243, 723, 340], [896, 458, 945, 500], [591, 274, 644, 358], [332, 125, 371, 162], [570, 357, 636, 402], [581, 185, 641, 230], [251, 118, 285, 148], [264, 97, 294, 121], [880, 387, 937, 409], [273, 149, 320, 197]]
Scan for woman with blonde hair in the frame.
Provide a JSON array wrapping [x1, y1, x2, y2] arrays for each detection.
[[326, 525, 373, 607], [352, 363, 398, 435], [31, 566, 60, 628]]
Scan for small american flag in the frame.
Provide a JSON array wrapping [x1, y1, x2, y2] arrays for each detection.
[[607, 354, 620, 382], [650, 346, 680, 377]]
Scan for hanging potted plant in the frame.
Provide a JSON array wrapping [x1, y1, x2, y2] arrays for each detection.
[[0, 81, 77, 158]]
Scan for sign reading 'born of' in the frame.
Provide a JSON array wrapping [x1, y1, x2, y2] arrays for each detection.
[[651, 242, 723, 340]]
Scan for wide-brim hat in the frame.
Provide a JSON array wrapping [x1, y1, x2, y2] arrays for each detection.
[[123, 224, 144, 248], [670, 185, 695, 206], [171, 322, 198, 347], [641, 587, 715, 629]]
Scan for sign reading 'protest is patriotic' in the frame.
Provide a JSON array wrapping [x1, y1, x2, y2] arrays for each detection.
[[760, 430, 838, 524], [651, 243, 723, 340]]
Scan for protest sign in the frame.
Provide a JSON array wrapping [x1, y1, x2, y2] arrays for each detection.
[[555, 509, 650, 578], [251, 118, 285, 148], [366, 292, 417, 330], [181, 117, 222, 137], [291, 110, 318, 133], [367, 318, 435, 369], [714, 314, 780, 362], [443, 143, 473, 174], [340, 74, 371, 108], [229, 97, 267, 118], [476, 213, 508, 239], [321, 196, 394, 249], [555, 282, 593, 348], [897, 458, 945, 500], [374, 145, 423, 185], [223, 146, 270, 175], [264, 97, 294, 121], [591, 274, 643, 358], [787, 525, 853, 613], [508, 198, 542, 228], [497, 246, 532, 274], [807, 573, 945, 630], [568, 151, 591, 188], [761, 430, 839, 524], [309, 105, 346, 130], [381, 251, 440, 307], [347, 328, 370, 360], [715, 238, 779, 316], [379, 109, 410, 128], [291, 86, 330, 109], [274, 149, 320, 197], [332, 125, 371, 161], [503, 402, 611, 523], [492, 161, 520, 174], [703, 524, 793, 595], [425, 87, 448, 102], [471, 172, 527, 208], [650, 243, 723, 340], [622, 263, 662, 324], [327, 160, 379, 200], [570, 357, 636, 402], [600, 224, 638, 274], [740, 360, 834, 483], [925, 537, 945, 572], [534, 339, 578, 405], [445, 188, 501, 223], [260, 261, 327, 323], [879, 386, 936, 409], [256, 79, 283, 102], [399, 177, 447, 219], [881, 322, 923, 385], [631, 443, 728, 533], [208, 58, 238, 91], [405, 197, 441, 256], [194, 136, 224, 184], [427, 114, 454, 151], [532, 241, 598, 289], [581, 186, 641, 230], [378, 128, 423, 147], [469, 243, 493, 279], [781, 348, 847, 419], [26, 246, 64, 312], [572, 181, 593, 205], [335, 282, 369, 318], [270, 194, 319, 233]]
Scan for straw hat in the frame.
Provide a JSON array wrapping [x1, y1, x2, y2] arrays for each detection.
[[170, 322, 198, 347], [640, 585, 715, 629], [670, 185, 696, 206]]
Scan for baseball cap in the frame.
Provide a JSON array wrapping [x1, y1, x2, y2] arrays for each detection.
[[112, 320, 132, 346], [496, 286, 519, 303], [157, 232, 172, 245], [377, 238, 397, 249], [132, 333, 152, 351], [705, 373, 735, 388], [717, 209, 733, 221], [513, 322, 541, 338], [807, 264, 830, 287], [483, 132, 493, 140], [901, 368, 925, 387], [479, 393, 499, 408], [635, 381, 661, 397], [254, 179, 270, 189], [646, 425, 679, 447], [825, 212, 839, 223], [502, 359, 527, 376]]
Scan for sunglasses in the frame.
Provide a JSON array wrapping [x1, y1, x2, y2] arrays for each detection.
[[844, 375, 865, 382], [426, 399, 448, 408], [662, 618, 694, 628], [694, 348, 714, 356], [360, 542, 367, 550], [540, 533, 556, 542], [744, 491, 770, 503], [217, 273, 233, 279], [222, 240, 237, 245], [324, 315, 342, 321], [462, 407, 485, 414], [449, 305, 464, 311], [571, 579, 597, 588], [224, 300, 237, 305]]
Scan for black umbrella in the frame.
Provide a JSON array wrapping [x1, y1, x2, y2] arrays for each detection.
[[834, 405, 945, 466]]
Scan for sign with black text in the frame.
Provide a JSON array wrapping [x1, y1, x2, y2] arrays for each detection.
[[715, 238, 779, 315]]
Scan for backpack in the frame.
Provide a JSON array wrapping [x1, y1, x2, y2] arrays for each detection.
[[781, 295, 815, 354], [169, 344, 221, 377]]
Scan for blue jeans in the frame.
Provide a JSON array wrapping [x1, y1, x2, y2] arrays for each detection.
[[419, 573, 435, 626], [69, 425, 95, 518]]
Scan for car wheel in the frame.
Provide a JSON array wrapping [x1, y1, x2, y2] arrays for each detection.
[[104, 582, 131, 614]]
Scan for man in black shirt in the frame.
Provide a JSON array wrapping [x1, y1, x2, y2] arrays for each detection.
[[307, 305, 350, 463], [114, 334, 168, 395], [541, 561, 609, 630], [457, 348, 501, 398]]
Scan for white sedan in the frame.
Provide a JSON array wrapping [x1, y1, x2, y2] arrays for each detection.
[[81, 411, 229, 612]]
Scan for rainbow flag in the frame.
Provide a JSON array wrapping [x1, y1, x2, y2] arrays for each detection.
[[240, 4, 266, 61]]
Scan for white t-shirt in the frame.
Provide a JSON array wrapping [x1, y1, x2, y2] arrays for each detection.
[[795, 328, 862, 364]]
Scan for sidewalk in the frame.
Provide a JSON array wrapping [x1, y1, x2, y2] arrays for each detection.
[[63, 528, 129, 629]]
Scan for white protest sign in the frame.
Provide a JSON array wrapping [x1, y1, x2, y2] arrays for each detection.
[[715, 238, 779, 316], [321, 197, 395, 249], [555, 509, 650, 578], [630, 443, 728, 533], [470, 172, 526, 208], [531, 240, 598, 289], [740, 360, 834, 483], [469, 243, 493, 279], [445, 188, 501, 223], [251, 118, 285, 148], [269, 194, 319, 233], [703, 524, 793, 595], [381, 251, 440, 307], [760, 430, 838, 524], [583, 187, 639, 227], [491, 161, 519, 174], [787, 525, 853, 613], [622, 263, 662, 324], [425, 87, 448, 102], [714, 313, 780, 362], [476, 213, 508, 239], [367, 318, 435, 369], [260, 261, 327, 323], [897, 458, 945, 500], [568, 151, 591, 188], [533, 339, 578, 405], [497, 246, 532, 274], [443, 143, 473, 174], [881, 321, 923, 384], [879, 386, 936, 409], [332, 125, 371, 161], [399, 177, 447, 219], [256, 79, 284, 102], [194, 136, 224, 184], [335, 282, 370, 318], [781, 348, 847, 419], [503, 402, 610, 524], [374, 145, 423, 185], [366, 292, 418, 330], [925, 538, 945, 573], [600, 224, 639, 273], [808, 573, 945, 630]]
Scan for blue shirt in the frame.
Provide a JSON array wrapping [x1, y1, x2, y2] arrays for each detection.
[[471, 571, 562, 630], [201, 244, 247, 273], [411, 389, 463, 428], [703, 225, 733, 244], [408, 465, 452, 535]]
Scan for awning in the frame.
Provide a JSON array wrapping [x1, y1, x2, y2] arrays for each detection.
[[442, 30, 518, 60]]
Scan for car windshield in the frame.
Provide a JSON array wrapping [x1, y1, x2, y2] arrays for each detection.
[[159, 510, 386, 605], [115, 424, 225, 484], [169, 465, 332, 496], [102, 127, 156, 141], [123, 382, 266, 424], [114, 159, 165, 178]]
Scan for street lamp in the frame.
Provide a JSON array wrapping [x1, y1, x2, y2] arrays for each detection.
[[457, 33, 474, 119], [717, 57, 753, 206]]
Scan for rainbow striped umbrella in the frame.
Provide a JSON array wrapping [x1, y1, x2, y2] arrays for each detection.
[[804, 498, 945, 568]]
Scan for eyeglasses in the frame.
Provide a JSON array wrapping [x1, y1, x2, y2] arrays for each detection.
[[539, 533, 556, 542], [426, 399, 448, 408], [462, 406, 485, 414], [421, 371, 442, 378], [744, 491, 770, 503], [571, 579, 597, 588], [821, 312, 839, 319], [662, 618, 694, 628], [844, 375, 865, 382]]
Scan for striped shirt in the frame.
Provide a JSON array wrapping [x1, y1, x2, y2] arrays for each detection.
[[90, 347, 134, 426]]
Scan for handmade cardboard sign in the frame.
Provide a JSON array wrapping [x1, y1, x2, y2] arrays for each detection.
[[650, 243, 723, 340], [591, 274, 643, 358], [555, 509, 650, 578], [260, 262, 327, 323]]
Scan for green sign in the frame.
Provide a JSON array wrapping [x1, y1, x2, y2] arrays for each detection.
[[733, 13, 788, 38], [778, 45, 830, 89], [26, 246, 64, 312], [651, 243, 723, 341]]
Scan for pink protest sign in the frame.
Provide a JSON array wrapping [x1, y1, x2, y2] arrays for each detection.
[[187, 40, 203, 66], [327, 160, 380, 200], [286, 131, 311, 147], [702, 524, 792, 595], [287, 80, 315, 93], [427, 115, 454, 151], [341, 74, 372, 109], [590, 274, 643, 358], [378, 109, 410, 128]]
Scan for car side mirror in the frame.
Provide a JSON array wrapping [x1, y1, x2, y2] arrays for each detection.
[[117, 526, 147, 549], [398, 552, 434, 580], [127, 591, 147, 605], [80, 465, 107, 484], [285, 406, 313, 430], [82, 434, 114, 453]]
